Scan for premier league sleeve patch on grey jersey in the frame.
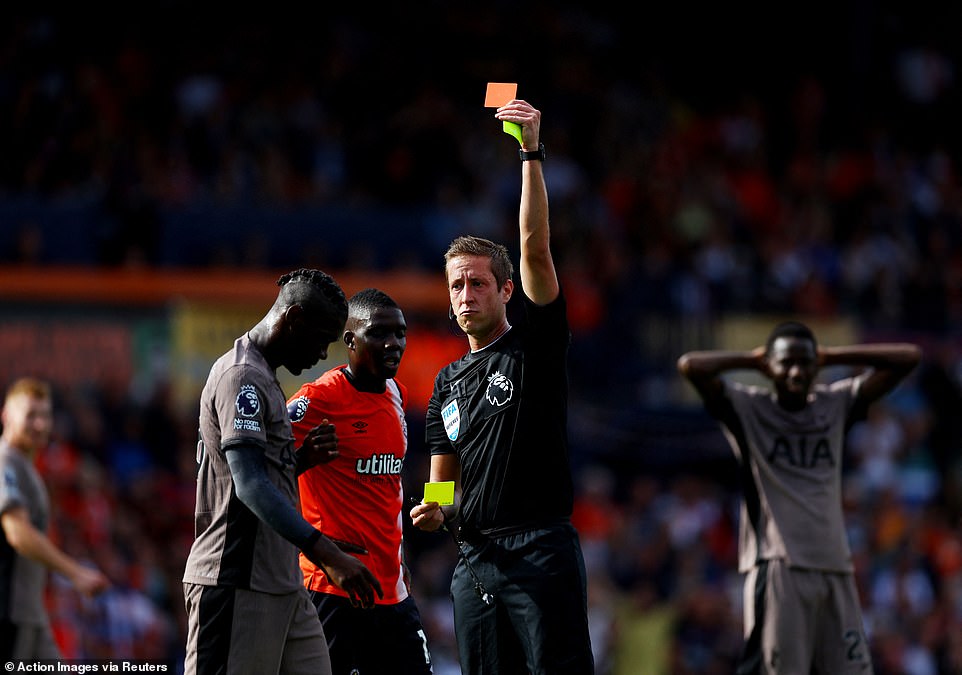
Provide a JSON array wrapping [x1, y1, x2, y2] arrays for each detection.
[[442, 399, 460, 441], [236, 383, 261, 416], [233, 383, 262, 432]]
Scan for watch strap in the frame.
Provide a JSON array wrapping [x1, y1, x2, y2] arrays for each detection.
[[519, 142, 546, 162]]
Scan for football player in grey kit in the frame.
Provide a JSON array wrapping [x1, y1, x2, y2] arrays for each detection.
[[677, 321, 921, 675], [183, 268, 382, 675]]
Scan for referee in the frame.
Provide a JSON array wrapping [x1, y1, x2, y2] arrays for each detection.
[[410, 99, 594, 674]]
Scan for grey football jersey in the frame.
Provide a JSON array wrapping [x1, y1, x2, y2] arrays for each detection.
[[723, 377, 860, 573], [183, 335, 302, 593], [0, 442, 50, 624]]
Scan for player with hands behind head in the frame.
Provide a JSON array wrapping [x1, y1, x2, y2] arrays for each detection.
[[677, 322, 921, 674]]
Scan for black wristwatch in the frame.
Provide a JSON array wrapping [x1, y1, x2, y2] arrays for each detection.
[[519, 142, 546, 162]]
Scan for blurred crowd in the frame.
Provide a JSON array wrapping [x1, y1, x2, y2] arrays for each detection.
[[3, 3, 962, 673], [32, 360, 962, 674]]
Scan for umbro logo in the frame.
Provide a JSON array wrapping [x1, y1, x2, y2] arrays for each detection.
[[352, 421, 368, 433]]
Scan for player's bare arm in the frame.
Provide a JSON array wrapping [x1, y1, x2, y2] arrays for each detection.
[[677, 349, 765, 405], [1, 507, 110, 597], [819, 343, 922, 405]]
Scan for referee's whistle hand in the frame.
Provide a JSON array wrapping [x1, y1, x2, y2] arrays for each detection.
[[410, 501, 444, 532]]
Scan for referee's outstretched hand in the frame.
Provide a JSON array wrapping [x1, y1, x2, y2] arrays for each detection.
[[305, 537, 383, 608]]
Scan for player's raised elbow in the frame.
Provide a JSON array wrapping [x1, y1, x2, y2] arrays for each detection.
[[906, 343, 923, 364], [898, 343, 924, 373], [884, 343, 923, 370]]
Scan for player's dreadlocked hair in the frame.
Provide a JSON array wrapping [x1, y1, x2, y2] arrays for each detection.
[[766, 321, 817, 355], [277, 268, 348, 324], [348, 288, 398, 318], [445, 236, 514, 288]]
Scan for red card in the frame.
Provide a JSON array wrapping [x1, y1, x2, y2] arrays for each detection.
[[484, 82, 517, 107]]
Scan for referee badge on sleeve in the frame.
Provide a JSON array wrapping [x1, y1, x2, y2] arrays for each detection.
[[442, 399, 461, 441]]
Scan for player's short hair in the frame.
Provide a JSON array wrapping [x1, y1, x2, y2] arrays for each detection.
[[766, 321, 817, 354], [277, 268, 348, 324], [348, 288, 399, 318], [444, 236, 514, 288], [5, 377, 51, 405]]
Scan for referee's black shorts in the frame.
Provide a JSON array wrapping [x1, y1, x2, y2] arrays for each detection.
[[452, 521, 595, 675]]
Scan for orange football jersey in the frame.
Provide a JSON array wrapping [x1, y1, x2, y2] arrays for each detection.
[[289, 366, 409, 603]]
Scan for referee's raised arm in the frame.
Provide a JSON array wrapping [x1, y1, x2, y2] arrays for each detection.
[[495, 99, 558, 306]]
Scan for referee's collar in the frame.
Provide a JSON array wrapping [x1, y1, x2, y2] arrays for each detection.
[[470, 324, 512, 353]]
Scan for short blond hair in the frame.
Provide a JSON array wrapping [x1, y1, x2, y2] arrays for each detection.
[[5, 377, 51, 405], [444, 236, 514, 288]]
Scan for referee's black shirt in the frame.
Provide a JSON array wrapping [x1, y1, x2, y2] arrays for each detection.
[[426, 291, 574, 533]]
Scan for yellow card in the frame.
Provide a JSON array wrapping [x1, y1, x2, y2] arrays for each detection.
[[502, 120, 523, 145], [423, 481, 455, 506]]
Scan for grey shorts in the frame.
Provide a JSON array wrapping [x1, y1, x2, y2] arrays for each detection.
[[0, 620, 61, 661], [183, 583, 330, 675], [739, 559, 873, 674]]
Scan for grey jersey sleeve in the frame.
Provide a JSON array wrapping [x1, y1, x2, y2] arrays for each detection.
[[226, 444, 319, 550]]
